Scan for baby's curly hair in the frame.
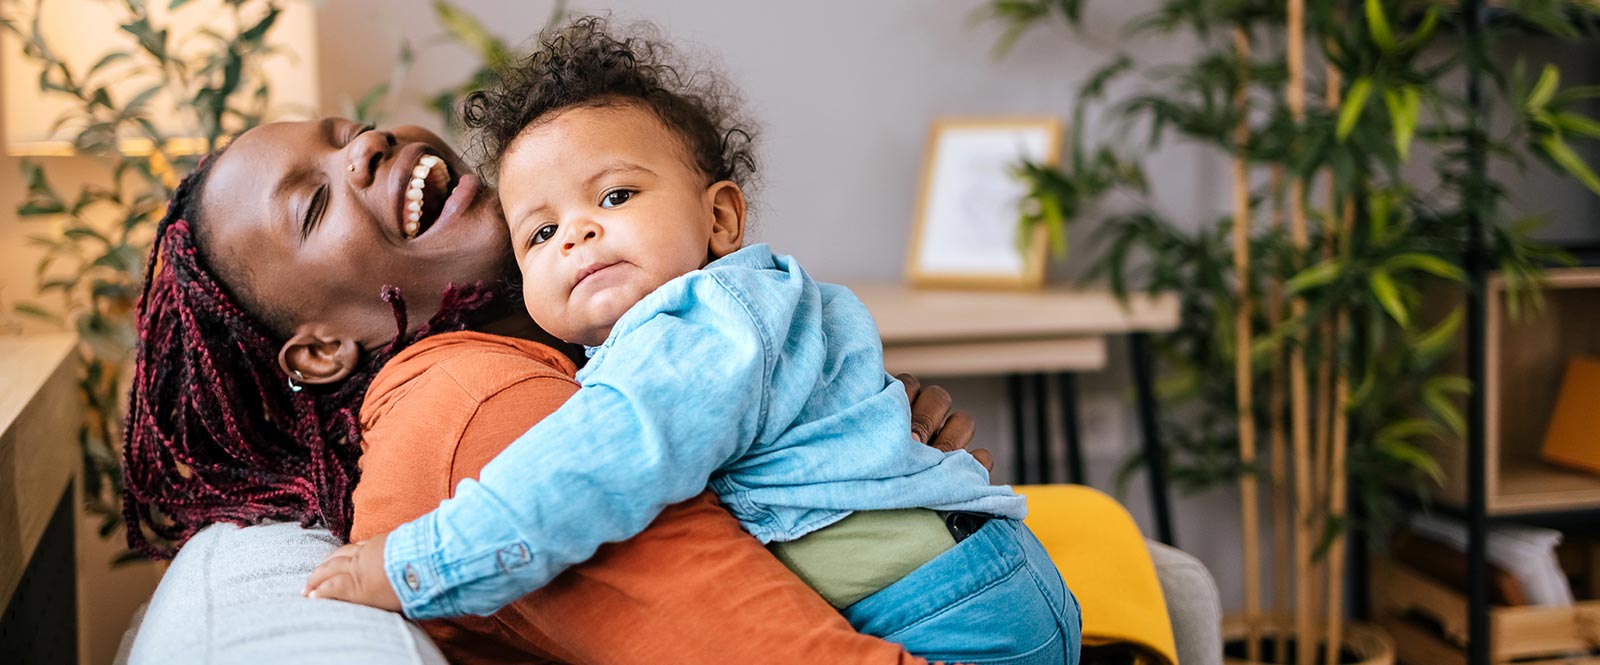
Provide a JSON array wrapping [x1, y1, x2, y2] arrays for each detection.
[[462, 16, 758, 193]]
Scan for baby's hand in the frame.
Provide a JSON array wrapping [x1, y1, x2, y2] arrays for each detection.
[[303, 532, 402, 612]]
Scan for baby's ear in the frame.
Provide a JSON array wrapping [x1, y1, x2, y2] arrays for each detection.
[[705, 180, 746, 258]]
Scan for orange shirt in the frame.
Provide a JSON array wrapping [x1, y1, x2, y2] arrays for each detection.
[[350, 331, 923, 665]]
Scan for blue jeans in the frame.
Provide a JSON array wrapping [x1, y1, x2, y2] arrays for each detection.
[[841, 518, 1081, 665]]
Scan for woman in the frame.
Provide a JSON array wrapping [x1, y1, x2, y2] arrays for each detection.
[[123, 117, 987, 664]]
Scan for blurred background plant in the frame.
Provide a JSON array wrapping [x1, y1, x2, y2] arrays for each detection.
[[979, 0, 1596, 657], [982, 0, 1592, 541], [342, 0, 567, 132], [2, 0, 299, 556]]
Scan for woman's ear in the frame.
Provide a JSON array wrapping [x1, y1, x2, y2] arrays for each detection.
[[705, 180, 746, 259], [278, 326, 363, 386]]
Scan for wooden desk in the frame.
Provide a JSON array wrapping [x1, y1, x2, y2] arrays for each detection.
[[852, 284, 1178, 373], [1, 333, 83, 664], [848, 284, 1182, 543]]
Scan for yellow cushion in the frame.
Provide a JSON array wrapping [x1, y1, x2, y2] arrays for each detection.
[[1016, 484, 1178, 665]]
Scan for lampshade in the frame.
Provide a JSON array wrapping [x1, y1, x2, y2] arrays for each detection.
[[0, 0, 319, 156]]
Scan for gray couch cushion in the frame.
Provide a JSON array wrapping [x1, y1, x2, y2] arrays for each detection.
[[123, 522, 1223, 665], [124, 521, 446, 665], [1147, 541, 1222, 665]]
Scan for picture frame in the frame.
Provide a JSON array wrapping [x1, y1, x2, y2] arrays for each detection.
[[905, 117, 1063, 289]]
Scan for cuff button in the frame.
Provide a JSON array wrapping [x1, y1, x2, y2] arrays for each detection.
[[404, 564, 422, 591], [496, 543, 531, 572]]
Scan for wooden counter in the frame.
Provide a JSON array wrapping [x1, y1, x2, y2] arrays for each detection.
[[0, 332, 83, 663]]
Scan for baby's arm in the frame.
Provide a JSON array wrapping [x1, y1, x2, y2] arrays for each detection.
[[345, 287, 772, 619], [319, 343, 935, 663]]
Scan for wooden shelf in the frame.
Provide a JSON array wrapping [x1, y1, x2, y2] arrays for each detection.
[[1490, 459, 1600, 515], [845, 283, 1180, 343], [1431, 267, 1600, 516]]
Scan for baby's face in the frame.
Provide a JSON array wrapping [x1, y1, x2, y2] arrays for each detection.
[[499, 104, 721, 346]]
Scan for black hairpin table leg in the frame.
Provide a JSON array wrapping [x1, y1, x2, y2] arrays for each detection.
[[1130, 333, 1175, 546]]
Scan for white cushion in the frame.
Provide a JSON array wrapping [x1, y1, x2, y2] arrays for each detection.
[[123, 521, 446, 665]]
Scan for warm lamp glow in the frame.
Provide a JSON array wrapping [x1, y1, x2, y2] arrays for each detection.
[[0, 0, 319, 156]]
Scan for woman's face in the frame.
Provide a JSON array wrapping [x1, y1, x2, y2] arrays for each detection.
[[199, 118, 514, 348]]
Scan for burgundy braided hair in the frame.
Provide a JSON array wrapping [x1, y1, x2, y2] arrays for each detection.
[[122, 158, 504, 559]]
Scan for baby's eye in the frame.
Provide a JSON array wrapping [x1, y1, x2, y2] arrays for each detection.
[[600, 189, 635, 208], [531, 224, 558, 246]]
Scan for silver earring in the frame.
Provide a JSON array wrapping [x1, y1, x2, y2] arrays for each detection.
[[288, 370, 306, 393]]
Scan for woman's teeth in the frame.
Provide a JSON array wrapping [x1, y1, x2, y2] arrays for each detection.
[[404, 155, 447, 238]]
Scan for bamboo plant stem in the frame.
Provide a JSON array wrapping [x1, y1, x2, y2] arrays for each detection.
[[1230, 25, 1262, 665], [1324, 200, 1354, 665], [1286, 1, 1315, 663], [1309, 61, 1345, 663], [1268, 165, 1291, 663], [1319, 39, 1356, 663]]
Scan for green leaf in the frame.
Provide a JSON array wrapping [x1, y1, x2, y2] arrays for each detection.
[[93, 246, 144, 274], [1376, 418, 1440, 442], [1370, 269, 1409, 328], [1555, 112, 1600, 140], [1428, 375, 1472, 396], [1384, 87, 1420, 161], [238, 7, 279, 44], [1527, 64, 1560, 111], [63, 226, 108, 243], [86, 51, 131, 77], [352, 83, 388, 125], [1398, 6, 1441, 53], [123, 84, 162, 115], [1423, 385, 1467, 437], [1539, 135, 1600, 195], [1413, 307, 1463, 357], [91, 281, 131, 301], [1553, 85, 1600, 105], [119, 17, 167, 63], [1338, 78, 1373, 141], [1376, 439, 1444, 485], [1386, 253, 1465, 281], [14, 303, 61, 324], [39, 278, 77, 293], [1366, 0, 1395, 51], [1042, 193, 1067, 258], [434, 0, 509, 68], [1285, 259, 1343, 295], [18, 201, 66, 217]]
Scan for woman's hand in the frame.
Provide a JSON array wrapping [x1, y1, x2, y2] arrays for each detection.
[[899, 373, 991, 471], [304, 532, 402, 612]]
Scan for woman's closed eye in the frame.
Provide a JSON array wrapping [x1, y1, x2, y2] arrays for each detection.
[[341, 122, 375, 146], [600, 189, 635, 208], [300, 184, 328, 240]]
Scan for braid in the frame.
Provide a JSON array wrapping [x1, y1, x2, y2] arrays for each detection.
[[122, 160, 506, 559]]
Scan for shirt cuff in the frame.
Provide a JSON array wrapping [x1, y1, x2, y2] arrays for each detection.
[[382, 514, 461, 620]]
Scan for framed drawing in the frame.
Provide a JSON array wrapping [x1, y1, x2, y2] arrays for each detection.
[[905, 117, 1063, 289]]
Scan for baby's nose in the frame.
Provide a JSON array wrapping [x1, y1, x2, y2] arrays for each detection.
[[562, 229, 598, 252]]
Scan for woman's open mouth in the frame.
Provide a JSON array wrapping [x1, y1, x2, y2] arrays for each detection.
[[401, 154, 456, 239]]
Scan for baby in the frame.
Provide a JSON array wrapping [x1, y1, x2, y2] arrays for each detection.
[[309, 17, 1079, 663]]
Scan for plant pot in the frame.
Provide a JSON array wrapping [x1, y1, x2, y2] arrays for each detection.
[[1223, 615, 1395, 665]]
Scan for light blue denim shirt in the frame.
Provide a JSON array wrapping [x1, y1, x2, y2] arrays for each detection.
[[382, 244, 1026, 619]]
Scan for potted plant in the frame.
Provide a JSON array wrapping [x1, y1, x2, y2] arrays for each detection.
[[3, 0, 301, 555], [977, 0, 1596, 662]]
